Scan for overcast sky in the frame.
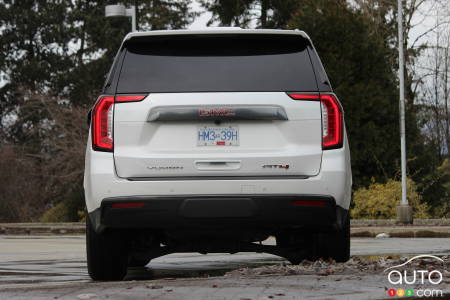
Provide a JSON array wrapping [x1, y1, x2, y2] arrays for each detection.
[[189, 1, 213, 29]]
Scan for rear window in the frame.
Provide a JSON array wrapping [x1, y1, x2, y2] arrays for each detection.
[[117, 34, 318, 93]]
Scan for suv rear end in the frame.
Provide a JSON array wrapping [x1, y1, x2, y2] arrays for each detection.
[[84, 29, 352, 281]]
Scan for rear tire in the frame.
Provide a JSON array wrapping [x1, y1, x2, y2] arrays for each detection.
[[278, 214, 350, 264], [314, 214, 350, 262], [86, 216, 129, 281], [128, 257, 150, 267], [276, 231, 308, 264]]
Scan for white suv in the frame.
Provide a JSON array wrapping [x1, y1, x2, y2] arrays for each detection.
[[84, 29, 352, 281]]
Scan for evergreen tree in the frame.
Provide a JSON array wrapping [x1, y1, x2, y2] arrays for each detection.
[[0, 0, 196, 142], [288, 0, 401, 187], [0, 0, 196, 221], [200, 0, 254, 27], [200, 0, 298, 28]]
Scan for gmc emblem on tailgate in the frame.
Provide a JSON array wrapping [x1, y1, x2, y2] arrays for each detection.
[[198, 108, 236, 117]]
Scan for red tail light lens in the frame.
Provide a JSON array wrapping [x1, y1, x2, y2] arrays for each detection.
[[286, 93, 320, 101], [115, 95, 146, 102], [287, 92, 343, 150], [320, 94, 343, 149], [91, 94, 147, 152], [92, 96, 114, 151]]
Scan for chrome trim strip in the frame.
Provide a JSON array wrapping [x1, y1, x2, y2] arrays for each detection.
[[126, 175, 309, 181], [147, 105, 288, 121]]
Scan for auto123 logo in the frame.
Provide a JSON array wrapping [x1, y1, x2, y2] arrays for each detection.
[[384, 255, 446, 298]]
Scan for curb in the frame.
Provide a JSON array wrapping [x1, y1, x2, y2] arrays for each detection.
[[0, 223, 84, 235], [351, 226, 450, 238], [351, 219, 450, 226], [1, 221, 450, 237]]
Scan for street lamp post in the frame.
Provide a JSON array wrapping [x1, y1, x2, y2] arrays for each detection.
[[105, 4, 137, 32], [396, 0, 413, 224]]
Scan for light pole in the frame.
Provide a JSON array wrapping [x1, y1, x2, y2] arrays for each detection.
[[396, 0, 413, 224], [105, 4, 137, 32]]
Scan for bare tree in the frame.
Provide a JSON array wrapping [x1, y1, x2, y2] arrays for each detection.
[[0, 89, 88, 222], [415, 1, 450, 158]]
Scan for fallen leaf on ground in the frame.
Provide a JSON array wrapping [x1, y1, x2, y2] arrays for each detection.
[[77, 294, 97, 300]]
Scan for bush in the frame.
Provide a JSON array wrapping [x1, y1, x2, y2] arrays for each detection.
[[39, 185, 85, 222], [351, 178, 430, 219], [39, 202, 70, 223], [423, 159, 450, 218]]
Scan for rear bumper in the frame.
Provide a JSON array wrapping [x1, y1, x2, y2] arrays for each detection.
[[84, 144, 352, 212], [88, 194, 348, 233], [84, 129, 352, 224]]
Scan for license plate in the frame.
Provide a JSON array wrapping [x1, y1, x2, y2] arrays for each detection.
[[197, 126, 239, 146]]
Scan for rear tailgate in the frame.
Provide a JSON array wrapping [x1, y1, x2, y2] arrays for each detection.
[[114, 92, 321, 178], [112, 33, 322, 179]]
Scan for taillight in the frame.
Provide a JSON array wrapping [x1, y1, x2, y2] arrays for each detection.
[[286, 94, 320, 101], [320, 94, 343, 149], [91, 94, 147, 152], [92, 96, 114, 152], [287, 92, 343, 150], [115, 95, 146, 102]]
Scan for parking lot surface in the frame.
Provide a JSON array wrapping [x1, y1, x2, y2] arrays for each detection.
[[0, 235, 449, 299]]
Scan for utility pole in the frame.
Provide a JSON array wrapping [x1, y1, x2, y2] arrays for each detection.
[[396, 0, 413, 224], [135, 0, 139, 31]]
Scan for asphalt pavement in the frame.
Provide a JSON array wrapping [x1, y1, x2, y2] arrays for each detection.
[[0, 235, 449, 299]]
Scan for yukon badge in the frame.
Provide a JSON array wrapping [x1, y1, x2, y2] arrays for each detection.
[[263, 164, 290, 169], [147, 166, 184, 171]]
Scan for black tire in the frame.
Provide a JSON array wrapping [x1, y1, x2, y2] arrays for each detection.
[[279, 214, 350, 264], [276, 231, 309, 265], [128, 257, 150, 268], [314, 214, 350, 262], [86, 216, 129, 280], [333, 213, 351, 262]]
